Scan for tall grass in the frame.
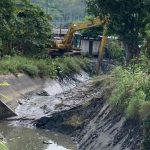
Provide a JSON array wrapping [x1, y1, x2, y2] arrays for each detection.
[[110, 63, 150, 120], [0, 141, 9, 150], [0, 56, 90, 78]]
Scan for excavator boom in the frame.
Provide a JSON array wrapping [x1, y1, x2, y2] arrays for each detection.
[[56, 17, 109, 50], [49, 16, 110, 64], [63, 17, 106, 45]]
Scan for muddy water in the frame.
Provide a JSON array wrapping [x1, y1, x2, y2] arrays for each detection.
[[0, 71, 90, 150], [0, 123, 77, 150]]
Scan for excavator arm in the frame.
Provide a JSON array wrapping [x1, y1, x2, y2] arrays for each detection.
[[56, 17, 109, 50], [49, 16, 110, 73]]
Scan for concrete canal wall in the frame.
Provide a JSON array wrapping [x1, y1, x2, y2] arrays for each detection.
[[0, 74, 44, 119]]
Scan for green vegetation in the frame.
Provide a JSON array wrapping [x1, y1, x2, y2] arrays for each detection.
[[93, 75, 113, 87], [86, 0, 150, 62], [80, 16, 103, 38], [65, 115, 83, 127], [108, 40, 124, 61], [0, 56, 90, 78], [0, 0, 52, 56], [0, 141, 9, 150], [109, 57, 150, 120], [0, 1, 90, 78], [92, 55, 150, 121], [32, 0, 86, 26]]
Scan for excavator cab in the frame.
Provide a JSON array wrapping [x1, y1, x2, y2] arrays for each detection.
[[72, 32, 82, 49]]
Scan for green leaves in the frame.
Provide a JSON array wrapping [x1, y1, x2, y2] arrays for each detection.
[[86, 0, 150, 60], [0, 56, 90, 78], [0, 141, 9, 150], [0, 0, 52, 56], [15, 1, 52, 55], [110, 59, 150, 120], [32, 0, 86, 26]]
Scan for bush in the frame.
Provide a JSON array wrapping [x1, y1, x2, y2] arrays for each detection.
[[18, 64, 39, 77], [126, 90, 146, 119], [36, 59, 57, 78], [0, 141, 9, 150], [108, 39, 124, 61], [15, 1, 52, 56], [110, 62, 150, 120], [54, 57, 90, 77], [0, 0, 52, 56]]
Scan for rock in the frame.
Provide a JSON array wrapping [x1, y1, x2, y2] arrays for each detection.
[[40, 105, 51, 114], [37, 90, 49, 96], [17, 100, 23, 105], [43, 141, 52, 144]]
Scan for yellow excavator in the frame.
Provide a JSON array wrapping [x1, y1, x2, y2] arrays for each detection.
[[49, 17, 109, 58]]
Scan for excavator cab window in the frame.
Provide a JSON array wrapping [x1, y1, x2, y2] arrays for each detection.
[[73, 33, 81, 49]]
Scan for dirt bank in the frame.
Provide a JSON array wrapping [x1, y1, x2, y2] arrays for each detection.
[[1, 71, 90, 125], [2, 73, 143, 150], [0, 71, 90, 119], [35, 76, 143, 150]]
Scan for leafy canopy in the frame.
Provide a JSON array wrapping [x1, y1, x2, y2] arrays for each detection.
[[0, 0, 52, 56], [86, 0, 150, 60]]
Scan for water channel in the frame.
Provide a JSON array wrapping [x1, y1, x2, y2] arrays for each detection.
[[0, 71, 90, 150], [0, 123, 77, 150]]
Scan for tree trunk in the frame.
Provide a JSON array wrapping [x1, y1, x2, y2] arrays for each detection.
[[122, 39, 140, 64], [144, 38, 150, 59]]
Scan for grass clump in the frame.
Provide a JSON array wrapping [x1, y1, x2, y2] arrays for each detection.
[[0, 56, 90, 78], [18, 64, 39, 77], [108, 39, 124, 61], [65, 115, 83, 127], [54, 57, 91, 77], [0, 141, 9, 150], [109, 60, 150, 120], [93, 75, 113, 87]]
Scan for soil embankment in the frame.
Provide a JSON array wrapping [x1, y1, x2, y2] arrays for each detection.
[[1, 72, 143, 150], [35, 76, 142, 150]]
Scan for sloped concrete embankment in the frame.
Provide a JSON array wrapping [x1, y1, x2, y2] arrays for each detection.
[[35, 79, 142, 150], [0, 71, 90, 119], [0, 74, 44, 119]]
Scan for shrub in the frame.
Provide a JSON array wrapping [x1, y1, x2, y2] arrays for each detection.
[[126, 90, 146, 119], [54, 57, 90, 77], [140, 102, 150, 120], [108, 39, 124, 61], [0, 141, 9, 150], [18, 64, 39, 77], [36, 60, 57, 78], [110, 63, 150, 120]]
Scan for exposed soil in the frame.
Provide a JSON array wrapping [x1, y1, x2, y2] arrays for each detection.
[[2, 72, 143, 150], [1, 64, 144, 150], [34, 77, 143, 150]]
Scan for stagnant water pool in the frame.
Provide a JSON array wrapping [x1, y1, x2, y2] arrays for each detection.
[[0, 123, 77, 150], [0, 72, 90, 150]]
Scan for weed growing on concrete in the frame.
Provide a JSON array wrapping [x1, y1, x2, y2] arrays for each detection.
[[0, 56, 90, 79]]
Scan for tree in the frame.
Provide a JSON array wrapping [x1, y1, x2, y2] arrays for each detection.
[[144, 24, 150, 58], [0, 0, 52, 56], [0, 0, 15, 54], [80, 16, 103, 38], [15, 0, 52, 55], [86, 0, 150, 62], [32, 0, 86, 26]]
